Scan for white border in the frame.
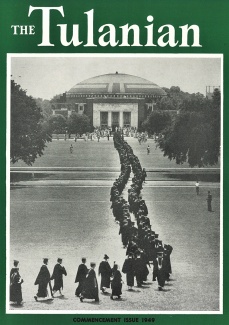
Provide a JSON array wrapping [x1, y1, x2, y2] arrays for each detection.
[[6, 53, 223, 315]]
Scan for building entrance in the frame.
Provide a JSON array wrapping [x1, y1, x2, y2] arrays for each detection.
[[100, 112, 108, 128], [93, 103, 138, 129], [112, 112, 120, 131], [123, 112, 131, 127]]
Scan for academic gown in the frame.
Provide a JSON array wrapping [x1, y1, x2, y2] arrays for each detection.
[[81, 268, 99, 300], [142, 171, 147, 182], [10, 268, 23, 304], [134, 257, 146, 285], [98, 260, 112, 289], [34, 264, 51, 298], [75, 263, 88, 296], [50, 263, 67, 291], [122, 258, 135, 287], [156, 258, 166, 287], [111, 270, 122, 296]]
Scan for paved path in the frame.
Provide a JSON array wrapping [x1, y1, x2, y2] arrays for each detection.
[[11, 179, 220, 188]]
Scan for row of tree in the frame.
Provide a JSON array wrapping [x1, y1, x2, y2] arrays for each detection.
[[47, 113, 91, 135], [142, 87, 220, 167], [10, 80, 221, 168], [11, 81, 52, 166], [11, 80, 91, 165]]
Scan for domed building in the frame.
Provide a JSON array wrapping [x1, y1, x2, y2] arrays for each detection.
[[53, 72, 166, 130]]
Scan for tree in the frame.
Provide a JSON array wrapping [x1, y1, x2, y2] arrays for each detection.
[[48, 114, 67, 134], [156, 89, 220, 167], [11, 80, 52, 165], [156, 96, 177, 111], [155, 86, 204, 111], [35, 98, 53, 120], [179, 92, 210, 112], [67, 113, 91, 135], [142, 111, 172, 135]]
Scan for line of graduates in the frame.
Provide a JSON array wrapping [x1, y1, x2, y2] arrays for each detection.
[[111, 132, 173, 291], [75, 255, 123, 302], [10, 255, 123, 305], [10, 247, 172, 306], [34, 257, 67, 301], [10, 257, 67, 305]]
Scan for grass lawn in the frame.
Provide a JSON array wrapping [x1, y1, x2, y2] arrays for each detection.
[[10, 138, 220, 169], [9, 137, 221, 312]]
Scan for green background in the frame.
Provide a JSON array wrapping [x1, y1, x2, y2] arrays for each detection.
[[0, 0, 228, 324]]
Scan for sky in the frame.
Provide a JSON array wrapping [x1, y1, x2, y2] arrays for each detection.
[[10, 55, 222, 100]]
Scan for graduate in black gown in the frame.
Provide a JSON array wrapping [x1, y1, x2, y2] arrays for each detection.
[[34, 258, 53, 301], [155, 251, 166, 291], [142, 168, 147, 183], [163, 245, 173, 281], [134, 251, 146, 287], [122, 253, 135, 290], [50, 258, 67, 296], [98, 254, 112, 293], [80, 262, 99, 302], [10, 260, 23, 305], [75, 257, 88, 297], [110, 264, 122, 300]]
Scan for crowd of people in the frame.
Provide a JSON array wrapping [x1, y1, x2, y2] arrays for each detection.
[[111, 132, 173, 291], [137, 132, 148, 144], [56, 127, 149, 143]]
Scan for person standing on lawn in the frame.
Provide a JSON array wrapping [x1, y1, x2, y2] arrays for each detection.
[[122, 253, 135, 290], [34, 258, 53, 301], [98, 254, 112, 293], [110, 264, 122, 300], [207, 191, 213, 211], [10, 260, 24, 305], [80, 262, 99, 302], [75, 257, 88, 297], [50, 258, 67, 297]]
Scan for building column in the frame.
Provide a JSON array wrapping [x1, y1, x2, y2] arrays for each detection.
[[152, 101, 155, 111], [108, 111, 112, 127], [120, 111, 123, 128]]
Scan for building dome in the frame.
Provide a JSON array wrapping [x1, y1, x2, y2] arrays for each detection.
[[67, 72, 166, 97], [54, 72, 167, 130]]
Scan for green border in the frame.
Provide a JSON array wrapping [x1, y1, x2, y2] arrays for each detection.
[[0, 0, 228, 324]]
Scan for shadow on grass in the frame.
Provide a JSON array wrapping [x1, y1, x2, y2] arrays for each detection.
[[10, 303, 24, 308], [34, 299, 54, 305], [154, 288, 172, 292], [54, 295, 68, 300], [126, 289, 141, 293]]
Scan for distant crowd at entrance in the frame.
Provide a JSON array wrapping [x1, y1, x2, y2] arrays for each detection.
[[100, 111, 132, 131], [53, 128, 149, 143]]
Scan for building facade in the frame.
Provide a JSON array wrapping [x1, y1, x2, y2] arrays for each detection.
[[53, 72, 166, 130]]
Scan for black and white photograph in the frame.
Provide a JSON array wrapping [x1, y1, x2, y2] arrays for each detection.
[[7, 54, 222, 313]]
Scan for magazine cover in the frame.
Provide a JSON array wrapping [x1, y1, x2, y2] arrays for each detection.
[[0, 0, 228, 324]]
